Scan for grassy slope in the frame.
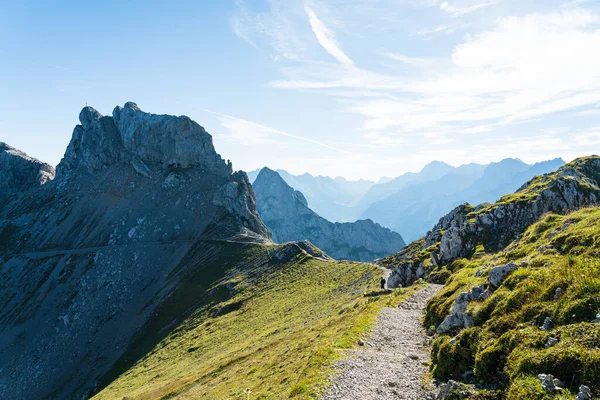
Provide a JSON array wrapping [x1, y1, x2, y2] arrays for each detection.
[[94, 240, 416, 400], [426, 207, 600, 399]]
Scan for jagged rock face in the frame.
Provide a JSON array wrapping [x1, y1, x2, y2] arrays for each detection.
[[382, 156, 600, 287], [252, 167, 405, 262], [58, 102, 231, 176], [0, 142, 55, 202], [0, 103, 269, 399]]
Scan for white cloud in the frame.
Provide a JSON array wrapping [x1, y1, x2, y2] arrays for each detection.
[[231, 0, 308, 60], [561, 0, 594, 9], [385, 52, 429, 66], [270, 9, 600, 136], [439, 0, 500, 17], [229, 1, 600, 178], [200, 108, 354, 155], [304, 6, 354, 66]]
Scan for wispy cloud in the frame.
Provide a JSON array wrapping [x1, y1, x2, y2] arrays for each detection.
[[229, 0, 600, 177], [439, 0, 500, 17], [231, 0, 307, 60], [304, 6, 354, 66], [199, 108, 354, 155], [561, 0, 594, 9], [269, 9, 600, 135], [384, 52, 429, 66]]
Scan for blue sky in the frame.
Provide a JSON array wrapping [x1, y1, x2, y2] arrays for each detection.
[[2, 0, 600, 180]]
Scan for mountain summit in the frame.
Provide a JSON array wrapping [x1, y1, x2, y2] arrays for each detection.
[[252, 167, 405, 261], [0, 103, 269, 399]]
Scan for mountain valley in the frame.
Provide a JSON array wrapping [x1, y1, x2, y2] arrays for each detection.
[[0, 104, 598, 400]]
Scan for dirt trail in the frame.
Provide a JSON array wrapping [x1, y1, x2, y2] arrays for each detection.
[[322, 284, 443, 400]]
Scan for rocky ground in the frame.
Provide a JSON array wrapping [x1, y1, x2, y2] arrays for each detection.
[[322, 284, 443, 400]]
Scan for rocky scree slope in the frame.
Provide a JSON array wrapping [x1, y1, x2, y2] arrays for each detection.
[[0, 142, 55, 204], [252, 167, 406, 261], [0, 102, 269, 399], [379, 156, 600, 288]]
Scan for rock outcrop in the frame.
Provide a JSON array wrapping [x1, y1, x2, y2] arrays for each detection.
[[252, 167, 405, 261], [488, 263, 519, 288], [0, 103, 269, 399], [380, 156, 600, 287], [436, 292, 474, 333], [0, 142, 55, 202]]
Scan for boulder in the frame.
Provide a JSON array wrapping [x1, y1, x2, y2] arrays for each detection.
[[540, 317, 553, 331], [538, 374, 563, 391], [437, 380, 461, 400], [437, 292, 473, 333], [544, 337, 558, 348], [577, 385, 592, 400], [488, 263, 519, 288], [554, 287, 564, 301]]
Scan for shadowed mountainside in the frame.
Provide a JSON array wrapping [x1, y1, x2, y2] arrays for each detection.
[[0, 102, 270, 399]]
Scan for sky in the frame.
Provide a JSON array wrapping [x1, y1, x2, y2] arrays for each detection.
[[2, 0, 600, 180]]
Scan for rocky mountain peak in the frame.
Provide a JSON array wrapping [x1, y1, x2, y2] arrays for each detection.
[[0, 142, 55, 201], [254, 167, 308, 209], [0, 103, 270, 399], [58, 102, 231, 178], [253, 168, 405, 261]]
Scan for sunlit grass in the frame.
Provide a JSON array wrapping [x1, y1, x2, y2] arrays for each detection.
[[426, 207, 600, 398], [94, 242, 417, 400]]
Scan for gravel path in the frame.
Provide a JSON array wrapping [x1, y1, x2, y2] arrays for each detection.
[[322, 284, 443, 400]]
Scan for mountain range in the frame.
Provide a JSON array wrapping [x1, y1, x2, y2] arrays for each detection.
[[249, 158, 565, 242], [247, 168, 378, 222], [2, 102, 598, 400], [0, 104, 404, 399]]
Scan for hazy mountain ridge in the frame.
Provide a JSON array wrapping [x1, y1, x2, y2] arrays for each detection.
[[249, 158, 565, 242], [363, 157, 566, 241], [252, 167, 405, 261], [248, 168, 377, 221]]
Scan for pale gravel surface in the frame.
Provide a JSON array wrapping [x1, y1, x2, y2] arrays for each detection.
[[322, 284, 444, 400]]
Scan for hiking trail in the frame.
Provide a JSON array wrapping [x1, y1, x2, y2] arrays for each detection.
[[322, 284, 443, 400]]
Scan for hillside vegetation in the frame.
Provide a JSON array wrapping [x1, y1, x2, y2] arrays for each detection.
[[426, 207, 600, 399], [94, 241, 415, 399]]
